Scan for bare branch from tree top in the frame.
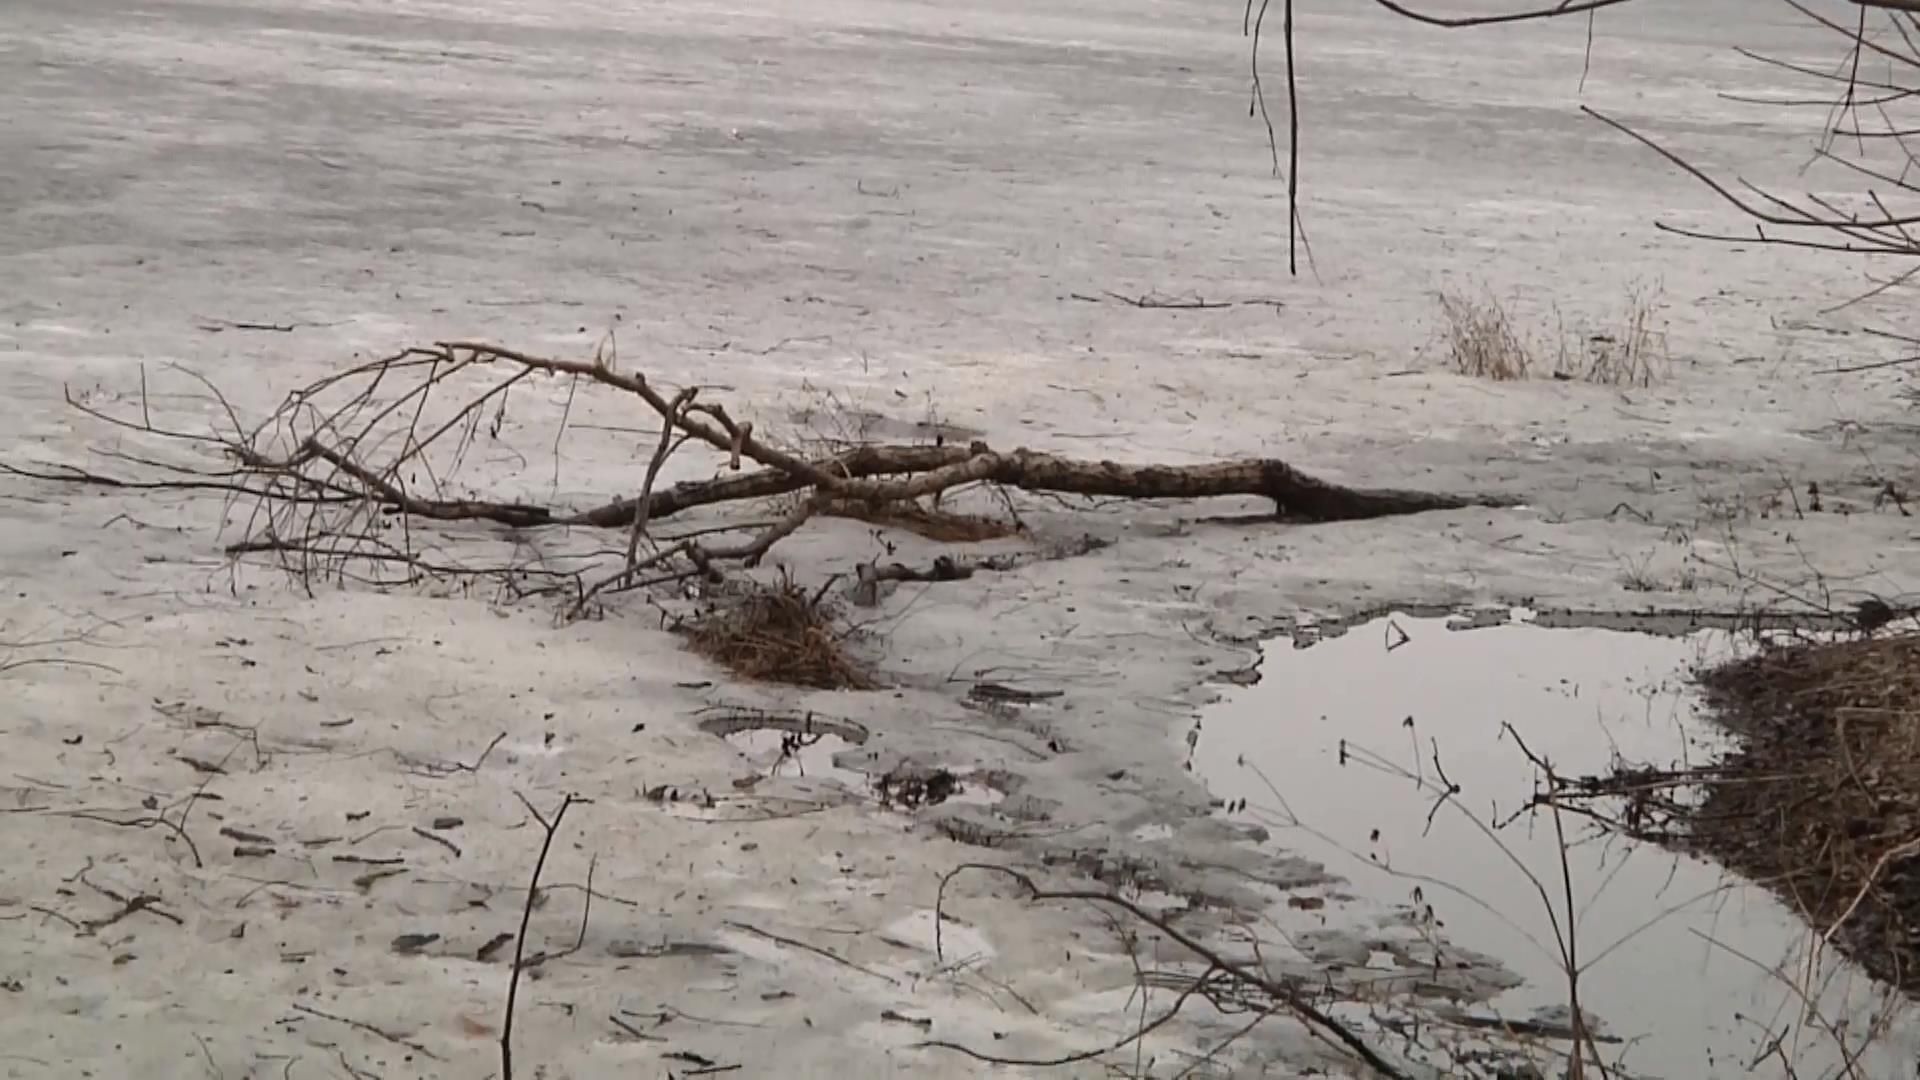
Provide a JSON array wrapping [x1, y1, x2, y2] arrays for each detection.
[[1246, 0, 1638, 276], [1367, 0, 1640, 30], [1584, 104, 1920, 266], [1785, 0, 1920, 71]]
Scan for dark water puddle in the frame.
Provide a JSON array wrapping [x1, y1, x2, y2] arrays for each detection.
[[1193, 611, 1918, 1079]]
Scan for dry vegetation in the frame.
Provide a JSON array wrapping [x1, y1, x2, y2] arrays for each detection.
[[684, 574, 876, 690], [1437, 288, 1536, 381], [1436, 286, 1666, 386], [1526, 622, 1920, 1012], [1690, 631, 1920, 998], [1571, 285, 1665, 388]]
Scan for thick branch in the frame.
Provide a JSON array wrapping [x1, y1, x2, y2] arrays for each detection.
[[570, 445, 973, 528], [347, 445, 1487, 528], [966, 451, 1485, 520], [30, 344, 1506, 599]]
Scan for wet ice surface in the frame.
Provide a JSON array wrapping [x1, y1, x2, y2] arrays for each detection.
[[725, 728, 873, 790], [720, 728, 1005, 808], [1193, 612, 1919, 1080]]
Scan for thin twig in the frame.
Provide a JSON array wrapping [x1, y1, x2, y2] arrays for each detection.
[[501, 793, 579, 1080], [291, 1003, 441, 1061], [722, 920, 899, 986], [933, 864, 1410, 1078]]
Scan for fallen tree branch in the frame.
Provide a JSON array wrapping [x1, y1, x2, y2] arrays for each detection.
[[15, 342, 1506, 603]]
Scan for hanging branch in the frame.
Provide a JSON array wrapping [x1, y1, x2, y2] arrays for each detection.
[[1364, 0, 1640, 29], [1247, 0, 1646, 275], [1579, 0, 1920, 341]]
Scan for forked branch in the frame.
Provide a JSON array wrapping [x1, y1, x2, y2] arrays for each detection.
[[16, 341, 1503, 605]]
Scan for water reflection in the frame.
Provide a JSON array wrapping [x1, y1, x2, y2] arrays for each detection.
[[1192, 612, 1916, 1079]]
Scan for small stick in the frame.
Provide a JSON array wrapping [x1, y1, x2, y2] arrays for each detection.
[[501, 793, 579, 1080], [607, 1013, 660, 1042], [722, 920, 899, 986], [411, 826, 462, 859], [83, 893, 181, 933], [291, 1002, 440, 1061]]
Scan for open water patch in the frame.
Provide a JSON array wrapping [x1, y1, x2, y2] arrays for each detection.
[[1192, 611, 1918, 1079]]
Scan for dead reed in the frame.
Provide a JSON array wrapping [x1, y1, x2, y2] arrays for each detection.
[[1436, 286, 1666, 386], [1690, 630, 1920, 996], [684, 575, 875, 690]]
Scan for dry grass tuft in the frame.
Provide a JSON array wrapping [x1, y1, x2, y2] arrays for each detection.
[[1435, 285, 1667, 386], [685, 575, 875, 690], [1691, 630, 1920, 996], [1557, 285, 1667, 387], [817, 497, 1021, 543], [1437, 289, 1533, 380]]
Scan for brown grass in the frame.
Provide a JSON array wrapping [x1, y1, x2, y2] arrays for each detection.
[[685, 575, 875, 690], [1437, 289, 1533, 380], [1556, 285, 1667, 387], [1436, 286, 1666, 386], [1691, 630, 1920, 996]]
